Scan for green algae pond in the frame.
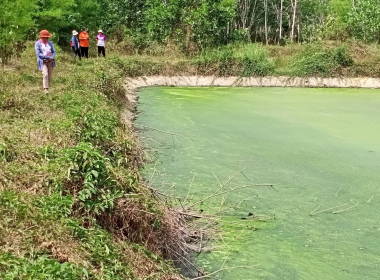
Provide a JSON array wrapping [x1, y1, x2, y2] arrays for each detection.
[[135, 86, 380, 280]]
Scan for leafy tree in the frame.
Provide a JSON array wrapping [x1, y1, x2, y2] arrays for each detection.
[[0, 0, 36, 62], [185, 0, 236, 47], [348, 0, 380, 42]]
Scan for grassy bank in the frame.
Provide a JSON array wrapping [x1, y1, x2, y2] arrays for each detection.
[[0, 43, 189, 280]]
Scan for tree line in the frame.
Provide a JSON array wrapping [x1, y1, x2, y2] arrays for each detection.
[[1, 0, 379, 57]]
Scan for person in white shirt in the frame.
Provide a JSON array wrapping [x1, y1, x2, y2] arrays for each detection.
[[95, 30, 107, 57]]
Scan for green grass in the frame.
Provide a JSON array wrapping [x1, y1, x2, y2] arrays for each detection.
[[0, 43, 182, 280]]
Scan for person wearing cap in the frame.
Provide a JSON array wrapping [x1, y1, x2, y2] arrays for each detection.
[[79, 28, 89, 58], [71, 30, 81, 60], [95, 30, 107, 57], [35, 30, 56, 93]]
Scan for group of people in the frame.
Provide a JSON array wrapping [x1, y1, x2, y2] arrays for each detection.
[[71, 28, 107, 60], [35, 28, 107, 93]]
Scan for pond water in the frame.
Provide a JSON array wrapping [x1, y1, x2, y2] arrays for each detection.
[[135, 87, 380, 280]]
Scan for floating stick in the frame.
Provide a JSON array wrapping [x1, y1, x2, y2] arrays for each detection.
[[309, 201, 351, 216], [333, 202, 359, 214], [367, 195, 374, 203], [192, 265, 260, 280], [335, 188, 342, 196], [309, 205, 321, 216]]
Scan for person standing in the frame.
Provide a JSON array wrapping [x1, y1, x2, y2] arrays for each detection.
[[35, 30, 56, 93], [71, 30, 81, 60], [96, 30, 106, 57], [79, 28, 89, 58]]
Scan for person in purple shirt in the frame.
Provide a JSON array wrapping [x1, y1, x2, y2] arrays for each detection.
[[35, 30, 56, 93], [95, 30, 107, 57]]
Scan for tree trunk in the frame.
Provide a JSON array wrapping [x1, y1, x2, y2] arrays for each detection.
[[279, 0, 283, 44], [264, 0, 268, 45], [291, 0, 297, 42]]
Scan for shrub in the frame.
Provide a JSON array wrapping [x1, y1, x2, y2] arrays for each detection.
[[78, 110, 117, 147], [333, 45, 354, 67], [196, 43, 274, 76], [62, 142, 123, 214], [292, 44, 354, 76]]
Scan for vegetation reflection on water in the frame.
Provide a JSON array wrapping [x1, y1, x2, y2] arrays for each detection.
[[136, 86, 380, 280]]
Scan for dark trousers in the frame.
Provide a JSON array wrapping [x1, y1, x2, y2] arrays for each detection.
[[98, 46, 105, 57], [81, 47, 89, 58], [71, 47, 81, 60]]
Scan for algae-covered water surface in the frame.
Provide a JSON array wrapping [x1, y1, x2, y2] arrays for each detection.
[[136, 87, 380, 280]]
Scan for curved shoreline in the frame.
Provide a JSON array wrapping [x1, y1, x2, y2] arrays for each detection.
[[124, 75, 380, 125], [126, 76, 380, 92]]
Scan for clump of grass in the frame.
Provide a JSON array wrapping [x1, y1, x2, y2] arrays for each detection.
[[291, 44, 353, 76], [196, 43, 274, 76]]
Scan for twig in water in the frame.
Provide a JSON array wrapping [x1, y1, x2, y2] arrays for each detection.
[[149, 160, 158, 180], [333, 202, 359, 214], [162, 183, 176, 195], [188, 184, 273, 208], [268, 184, 279, 192], [367, 195, 374, 203], [309, 205, 320, 216], [221, 252, 231, 269], [241, 171, 251, 181], [309, 201, 351, 216], [185, 173, 196, 201], [137, 124, 194, 142], [234, 198, 255, 210], [335, 188, 342, 196], [192, 265, 260, 280], [222, 168, 246, 186]]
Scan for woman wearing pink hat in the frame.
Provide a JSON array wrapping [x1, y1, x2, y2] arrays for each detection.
[[35, 30, 56, 93]]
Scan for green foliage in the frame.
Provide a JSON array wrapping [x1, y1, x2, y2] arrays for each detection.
[[78, 111, 117, 147], [185, 0, 236, 47], [66, 221, 133, 279], [0, 254, 90, 280], [292, 45, 353, 76], [197, 43, 274, 76], [34, 193, 74, 218], [63, 142, 123, 213], [0, 191, 29, 218], [0, 143, 14, 162], [0, 0, 36, 62], [348, 0, 380, 42], [332, 45, 353, 67], [108, 56, 163, 77]]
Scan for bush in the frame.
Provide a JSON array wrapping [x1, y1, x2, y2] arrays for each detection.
[[62, 142, 123, 214], [196, 43, 274, 76], [78, 110, 117, 147], [333, 45, 354, 67], [292, 44, 354, 76]]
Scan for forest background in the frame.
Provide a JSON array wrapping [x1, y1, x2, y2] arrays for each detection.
[[2, 0, 380, 56]]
